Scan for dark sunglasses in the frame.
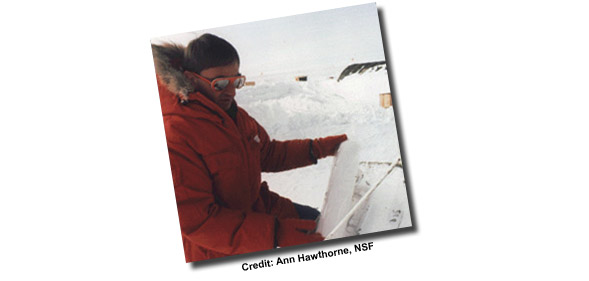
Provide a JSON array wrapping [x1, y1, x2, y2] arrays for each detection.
[[186, 71, 246, 92]]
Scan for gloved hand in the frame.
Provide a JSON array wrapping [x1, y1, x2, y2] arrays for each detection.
[[276, 218, 324, 248], [312, 134, 348, 159]]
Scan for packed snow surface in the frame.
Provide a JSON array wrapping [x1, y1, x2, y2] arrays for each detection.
[[236, 68, 412, 234]]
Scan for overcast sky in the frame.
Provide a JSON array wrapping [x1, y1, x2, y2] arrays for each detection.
[[152, 3, 386, 77]]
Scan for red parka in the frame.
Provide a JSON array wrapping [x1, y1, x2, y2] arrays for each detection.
[[152, 44, 317, 262]]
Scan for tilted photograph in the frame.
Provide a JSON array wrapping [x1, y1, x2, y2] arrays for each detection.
[[150, 3, 412, 263]]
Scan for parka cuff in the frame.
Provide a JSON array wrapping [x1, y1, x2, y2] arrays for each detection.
[[309, 140, 318, 164]]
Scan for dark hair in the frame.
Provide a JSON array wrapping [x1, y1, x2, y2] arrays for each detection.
[[183, 33, 240, 74]]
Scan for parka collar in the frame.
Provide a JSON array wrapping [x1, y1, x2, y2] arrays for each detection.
[[152, 42, 240, 126], [151, 43, 195, 101]]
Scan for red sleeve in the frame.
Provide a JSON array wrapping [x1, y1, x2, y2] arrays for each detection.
[[257, 181, 300, 219], [166, 131, 276, 256], [257, 123, 316, 172]]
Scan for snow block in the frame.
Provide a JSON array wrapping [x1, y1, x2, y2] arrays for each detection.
[[316, 140, 360, 239]]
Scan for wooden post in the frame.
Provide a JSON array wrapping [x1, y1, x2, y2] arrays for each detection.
[[379, 93, 392, 108]]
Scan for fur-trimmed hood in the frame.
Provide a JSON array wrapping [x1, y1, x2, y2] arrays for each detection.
[[151, 43, 195, 100]]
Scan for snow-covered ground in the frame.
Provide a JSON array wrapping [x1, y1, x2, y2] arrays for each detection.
[[236, 66, 412, 235]]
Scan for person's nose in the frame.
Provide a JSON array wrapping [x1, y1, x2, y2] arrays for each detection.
[[224, 85, 237, 97]]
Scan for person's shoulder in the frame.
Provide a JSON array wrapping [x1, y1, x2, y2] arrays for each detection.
[[162, 115, 191, 141]]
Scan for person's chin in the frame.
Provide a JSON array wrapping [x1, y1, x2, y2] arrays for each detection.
[[218, 99, 232, 110]]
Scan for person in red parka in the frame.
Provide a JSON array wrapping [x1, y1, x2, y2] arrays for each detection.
[[151, 33, 348, 263]]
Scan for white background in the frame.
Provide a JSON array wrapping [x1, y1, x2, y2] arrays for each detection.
[[1, 0, 588, 280]]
